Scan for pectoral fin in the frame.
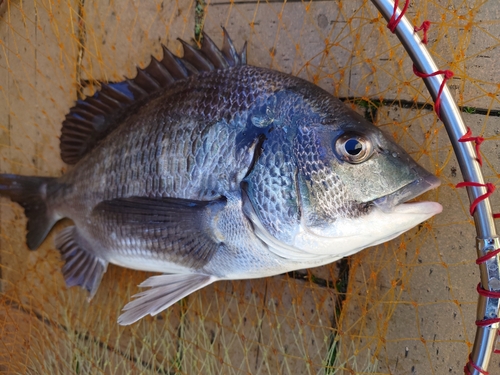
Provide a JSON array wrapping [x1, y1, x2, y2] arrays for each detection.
[[117, 273, 216, 325], [55, 226, 108, 299], [92, 196, 227, 268]]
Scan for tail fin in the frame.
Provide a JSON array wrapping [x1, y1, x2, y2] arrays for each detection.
[[0, 174, 58, 250]]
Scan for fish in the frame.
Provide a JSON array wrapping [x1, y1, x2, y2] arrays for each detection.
[[0, 29, 442, 325]]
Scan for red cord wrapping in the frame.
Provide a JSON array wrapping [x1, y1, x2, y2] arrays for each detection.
[[476, 318, 500, 327], [458, 130, 500, 218], [387, 0, 410, 33], [413, 66, 454, 120], [386, 1, 453, 122], [414, 21, 431, 44], [459, 127, 485, 166], [477, 283, 500, 298], [476, 248, 500, 265], [384, 2, 498, 371], [465, 356, 490, 375], [456, 182, 496, 216], [456, 182, 499, 372]]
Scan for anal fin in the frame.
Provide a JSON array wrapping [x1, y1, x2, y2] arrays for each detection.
[[55, 226, 108, 299], [117, 273, 215, 325]]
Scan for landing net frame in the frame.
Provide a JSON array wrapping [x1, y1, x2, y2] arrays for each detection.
[[0, 1, 498, 374], [370, 1, 500, 374]]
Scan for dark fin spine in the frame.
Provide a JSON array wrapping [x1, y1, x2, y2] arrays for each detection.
[[133, 67, 161, 92], [160, 46, 190, 79], [55, 226, 108, 299], [144, 58, 176, 86], [0, 174, 58, 250], [124, 79, 149, 97], [221, 27, 240, 67], [200, 32, 229, 69], [178, 38, 214, 71], [60, 29, 247, 165], [100, 83, 134, 103]]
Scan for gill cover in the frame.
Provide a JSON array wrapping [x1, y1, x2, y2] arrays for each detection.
[[241, 91, 305, 245]]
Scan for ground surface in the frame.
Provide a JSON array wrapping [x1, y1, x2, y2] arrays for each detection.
[[1, 1, 500, 374]]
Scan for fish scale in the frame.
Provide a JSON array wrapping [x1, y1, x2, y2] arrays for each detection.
[[294, 125, 358, 221], [0, 30, 442, 325]]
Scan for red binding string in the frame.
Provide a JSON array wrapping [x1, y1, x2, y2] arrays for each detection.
[[412, 66, 454, 120], [459, 127, 485, 166], [387, 0, 410, 33], [476, 318, 500, 327], [458, 130, 500, 219], [455, 182, 495, 216], [385, 0, 499, 369], [385, 2, 451, 122], [458, 180, 500, 365], [414, 20, 431, 44], [469, 254, 500, 363], [465, 356, 490, 375], [477, 283, 500, 298], [476, 248, 500, 265]]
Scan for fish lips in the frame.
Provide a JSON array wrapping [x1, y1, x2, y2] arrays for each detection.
[[372, 168, 442, 214]]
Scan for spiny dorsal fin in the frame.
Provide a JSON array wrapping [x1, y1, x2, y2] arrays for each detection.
[[60, 27, 247, 165]]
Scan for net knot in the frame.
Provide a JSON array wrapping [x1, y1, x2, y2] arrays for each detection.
[[459, 127, 485, 166], [412, 66, 454, 120], [387, 0, 410, 33], [414, 20, 431, 44]]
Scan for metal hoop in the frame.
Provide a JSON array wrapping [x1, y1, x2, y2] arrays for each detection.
[[369, 1, 500, 374]]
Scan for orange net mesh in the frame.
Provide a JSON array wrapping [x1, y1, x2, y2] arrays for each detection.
[[1, 0, 499, 374]]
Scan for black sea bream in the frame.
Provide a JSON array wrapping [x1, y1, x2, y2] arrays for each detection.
[[0, 30, 442, 325]]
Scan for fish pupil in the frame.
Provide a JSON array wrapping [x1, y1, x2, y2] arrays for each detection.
[[344, 139, 362, 155]]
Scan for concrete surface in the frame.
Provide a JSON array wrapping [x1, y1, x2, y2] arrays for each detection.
[[1, 0, 500, 374]]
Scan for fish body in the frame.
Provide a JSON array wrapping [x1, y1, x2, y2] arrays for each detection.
[[0, 30, 442, 325]]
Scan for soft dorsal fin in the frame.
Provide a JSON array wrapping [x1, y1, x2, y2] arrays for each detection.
[[60, 28, 247, 165]]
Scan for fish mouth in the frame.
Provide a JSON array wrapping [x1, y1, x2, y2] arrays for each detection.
[[372, 170, 442, 214]]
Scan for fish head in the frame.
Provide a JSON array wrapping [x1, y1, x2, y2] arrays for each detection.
[[291, 107, 442, 258]]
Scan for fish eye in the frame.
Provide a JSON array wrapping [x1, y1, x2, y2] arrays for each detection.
[[335, 133, 373, 164]]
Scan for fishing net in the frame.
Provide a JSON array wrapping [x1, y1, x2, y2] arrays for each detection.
[[1, 0, 499, 374]]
